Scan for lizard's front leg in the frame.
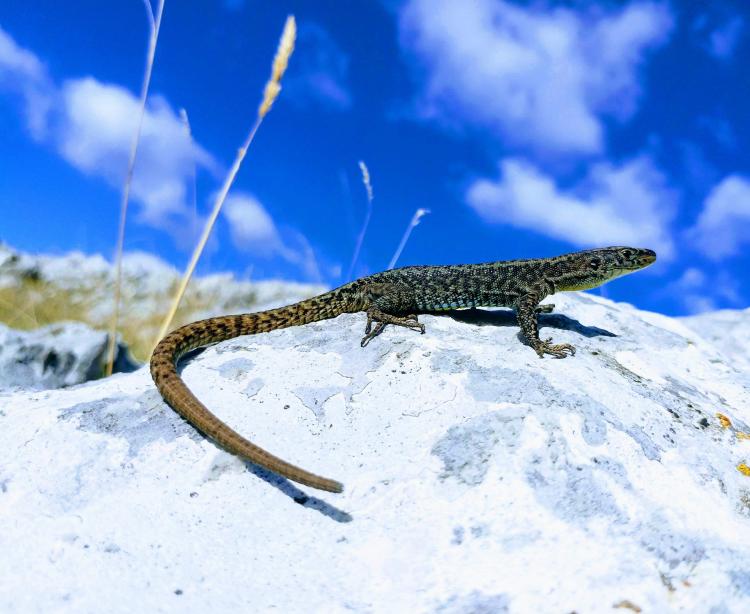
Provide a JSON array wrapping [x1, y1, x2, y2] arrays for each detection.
[[516, 296, 574, 358]]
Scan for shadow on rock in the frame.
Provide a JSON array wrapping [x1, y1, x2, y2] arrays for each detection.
[[443, 308, 616, 339], [245, 462, 353, 523]]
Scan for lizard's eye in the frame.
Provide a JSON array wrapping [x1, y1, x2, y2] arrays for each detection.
[[590, 258, 601, 269]]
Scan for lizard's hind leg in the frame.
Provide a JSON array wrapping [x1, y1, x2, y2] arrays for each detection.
[[361, 307, 424, 347], [360, 283, 425, 347]]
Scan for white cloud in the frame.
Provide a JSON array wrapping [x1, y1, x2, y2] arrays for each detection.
[[222, 192, 282, 256], [0, 25, 326, 267], [0, 29, 228, 236], [222, 192, 317, 267], [708, 17, 744, 59], [466, 156, 675, 258], [56, 77, 219, 226], [663, 267, 743, 313], [0, 25, 54, 139], [286, 24, 352, 111], [670, 268, 715, 313], [693, 12, 744, 61], [701, 15, 744, 60], [688, 175, 750, 260], [0, 27, 220, 229], [398, 0, 672, 155]]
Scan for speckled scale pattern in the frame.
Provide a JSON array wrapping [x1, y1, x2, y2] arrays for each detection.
[[151, 246, 656, 493]]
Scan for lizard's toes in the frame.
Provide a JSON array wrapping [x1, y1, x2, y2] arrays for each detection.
[[535, 340, 576, 358], [551, 343, 576, 358]]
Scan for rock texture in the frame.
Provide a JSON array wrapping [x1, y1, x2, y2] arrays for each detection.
[[1, 293, 749, 612], [681, 307, 750, 371], [0, 322, 137, 391]]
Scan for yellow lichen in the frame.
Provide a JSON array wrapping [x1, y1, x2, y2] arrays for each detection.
[[717, 413, 732, 429], [613, 600, 642, 613], [737, 432, 750, 441], [737, 463, 750, 477]]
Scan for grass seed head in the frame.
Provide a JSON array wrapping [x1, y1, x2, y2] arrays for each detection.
[[259, 15, 296, 118]]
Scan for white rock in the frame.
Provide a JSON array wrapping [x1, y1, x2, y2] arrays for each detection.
[[1, 293, 750, 612], [680, 307, 750, 371], [0, 322, 136, 391]]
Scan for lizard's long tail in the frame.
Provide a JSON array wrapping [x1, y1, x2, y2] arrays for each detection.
[[150, 289, 358, 493]]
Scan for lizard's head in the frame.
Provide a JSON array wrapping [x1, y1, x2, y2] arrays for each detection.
[[554, 246, 656, 291]]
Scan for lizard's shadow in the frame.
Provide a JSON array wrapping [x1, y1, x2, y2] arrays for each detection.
[[175, 351, 352, 522], [245, 462, 353, 523], [175, 346, 209, 374], [440, 308, 617, 338]]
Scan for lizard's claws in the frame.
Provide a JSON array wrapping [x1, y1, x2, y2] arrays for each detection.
[[361, 322, 386, 347], [361, 309, 425, 346], [534, 337, 576, 359]]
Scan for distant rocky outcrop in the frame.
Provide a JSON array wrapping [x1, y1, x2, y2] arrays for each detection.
[[2, 292, 749, 611], [0, 322, 137, 391], [0, 243, 326, 362]]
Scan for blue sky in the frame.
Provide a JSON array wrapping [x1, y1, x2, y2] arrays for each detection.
[[0, 0, 748, 315]]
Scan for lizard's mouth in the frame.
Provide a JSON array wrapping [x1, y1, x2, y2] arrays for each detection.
[[621, 249, 656, 271], [640, 249, 657, 266]]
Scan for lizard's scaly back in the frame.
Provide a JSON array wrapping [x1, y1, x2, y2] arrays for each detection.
[[150, 288, 362, 493]]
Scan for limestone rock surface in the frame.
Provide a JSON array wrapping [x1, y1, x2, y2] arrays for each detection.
[[0, 322, 136, 391], [2, 293, 749, 612]]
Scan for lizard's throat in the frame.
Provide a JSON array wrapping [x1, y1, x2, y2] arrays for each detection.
[[558, 278, 607, 291], [557, 267, 642, 291]]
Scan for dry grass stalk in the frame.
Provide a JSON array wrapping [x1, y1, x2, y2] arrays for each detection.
[[358, 161, 374, 202], [151, 15, 296, 355], [105, 0, 166, 376], [347, 160, 375, 281], [259, 16, 296, 118], [179, 108, 199, 231], [387, 208, 431, 270]]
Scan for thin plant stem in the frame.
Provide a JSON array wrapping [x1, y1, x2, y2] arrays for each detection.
[[179, 108, 199, 241], [347, 161, 374, 281], [153, 116, 262, 352], [151, 15, 296, 354], [105, 0, 165, 376], [387, 208, 431, 270]]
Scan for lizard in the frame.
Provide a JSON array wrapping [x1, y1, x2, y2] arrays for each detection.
[[150, 246, 656, 494]]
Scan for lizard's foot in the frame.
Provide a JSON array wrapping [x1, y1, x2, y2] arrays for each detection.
[[361, 309, 425, 347], [361, 321, 386, 345], [533, 337, 576, 359], [536, 304, 555, 314]]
